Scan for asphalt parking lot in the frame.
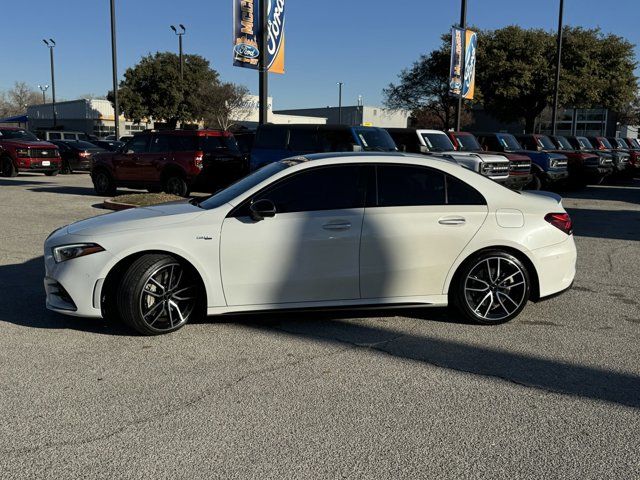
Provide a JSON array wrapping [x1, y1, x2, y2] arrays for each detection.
[[0, 172, 639, 479]]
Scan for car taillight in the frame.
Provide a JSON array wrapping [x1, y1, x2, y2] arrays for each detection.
[[194, 151, 204, 169], [545, 213, 573, 235], [79, 151, 91, 158], [16, 148, 30, 157]]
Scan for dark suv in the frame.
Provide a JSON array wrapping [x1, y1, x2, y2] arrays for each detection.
[[91, 130, 247, 196], [250, 124, 397, 171], [0, 127, 61, 177]]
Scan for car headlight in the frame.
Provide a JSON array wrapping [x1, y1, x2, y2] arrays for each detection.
[[16, 148, 30, 158], [550, 159, 559, 168], [52, 243, 104, 263]]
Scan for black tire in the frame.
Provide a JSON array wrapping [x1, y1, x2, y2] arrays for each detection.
[[116, 254, 204, 335], [60, 160, 72, 174], [1, 157, 18, 177], [451, 250, 531, 325], [44, 170, 59, 177], [526, 173, 542, 190], [93, 169, 117, 196], [163, 174, 190, 197]]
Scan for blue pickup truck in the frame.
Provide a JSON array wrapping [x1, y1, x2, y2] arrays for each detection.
[[475, 132, 569, 190], [249, 124, 397, 171]]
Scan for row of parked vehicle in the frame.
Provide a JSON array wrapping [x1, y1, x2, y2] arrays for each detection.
[[0, 125, 638, 197]]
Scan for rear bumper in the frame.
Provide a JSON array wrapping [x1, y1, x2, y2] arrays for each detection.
[[531, 236, 577, 298]]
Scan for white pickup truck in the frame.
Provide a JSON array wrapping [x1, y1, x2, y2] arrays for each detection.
[[386, 128, 511, 185]]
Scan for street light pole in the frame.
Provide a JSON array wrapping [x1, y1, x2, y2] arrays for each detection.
[[258, 0, 269, 125], [38, 84, 49, 104], [170, 24, 186, 80], [43, 39, 57, 126], [110, 0, 120, 140], [338, 82, 343, 124], [455, 0, 467, 132], [551, 0, 565, 135]]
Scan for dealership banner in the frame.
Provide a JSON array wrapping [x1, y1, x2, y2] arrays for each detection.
[[449, 27, 477, 100], [462, 29, 477, 99], [233, 0, 286, 74]]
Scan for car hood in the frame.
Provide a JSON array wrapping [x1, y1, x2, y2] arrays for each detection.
[[2, 139, 57, 148], [67, 201, 205, 236]]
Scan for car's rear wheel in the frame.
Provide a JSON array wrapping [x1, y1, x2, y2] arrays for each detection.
[[1, 157, 17, 177], [527, 174, 542, 190], [452, 250, 530, 325], [93, 170, 116, 196], [163, 175, 190, 197], [44, 170, 59, 176], [117, 254, 203, 335]]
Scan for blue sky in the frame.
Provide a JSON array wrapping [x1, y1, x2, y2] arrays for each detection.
[[2, 0, 638, 110]]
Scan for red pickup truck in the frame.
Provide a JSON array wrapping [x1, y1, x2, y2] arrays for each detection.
[[0, 127, 61, 176]]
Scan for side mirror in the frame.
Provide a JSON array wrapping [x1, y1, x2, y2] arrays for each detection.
[[419, 145, 429, 154], [351, 144, 363, 152], [249, 198, 276, 221]]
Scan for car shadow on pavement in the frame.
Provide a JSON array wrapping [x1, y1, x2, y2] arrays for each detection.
[[567, 208, 640, 242], [28, 185, 100, 197], [0, 179, 54, 187], [218, 312, 640, 410], [563, 180, 640, 205], [0, 256, 132, 336]]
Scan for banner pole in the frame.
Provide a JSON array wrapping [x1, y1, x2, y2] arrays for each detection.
[[258, 0, 269, 125], [455, 0, 467, 132]]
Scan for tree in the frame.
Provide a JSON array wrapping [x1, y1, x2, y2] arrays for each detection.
[[110, 52, 220, 128], [202, 83, 251, 130], [0, 82, 41, 118]]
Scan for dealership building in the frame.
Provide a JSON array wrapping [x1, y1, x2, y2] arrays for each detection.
[[274, 105, 410, 128]]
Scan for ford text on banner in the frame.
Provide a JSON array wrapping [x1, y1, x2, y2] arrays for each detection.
[[462, 29, 477, 100], [233, 0, 285, 74], [449, 27, 464, 97]]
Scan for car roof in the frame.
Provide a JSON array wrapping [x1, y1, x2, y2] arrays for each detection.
[[303, 151, 457, 166]]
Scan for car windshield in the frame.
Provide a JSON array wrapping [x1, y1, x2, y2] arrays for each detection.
[[555, 136, 573, 150], [353, 128, 397, 152], [537, 136, 556, 150], [197, 160, 298, 209], [0, 129, 38, 141], [599, 138, 613, 149], [421, 133, 455, 152], [613, 139, 627, 149], [497, 134, 522, 150], [454, 134, 481, 151], [70, 141, 101, 149], [577, 137, 594, 149]]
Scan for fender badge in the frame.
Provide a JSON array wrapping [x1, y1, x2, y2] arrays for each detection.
[[196, 235, 213, 241]]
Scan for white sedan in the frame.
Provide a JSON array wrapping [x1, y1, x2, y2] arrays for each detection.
[[44, 153, 576, 335]]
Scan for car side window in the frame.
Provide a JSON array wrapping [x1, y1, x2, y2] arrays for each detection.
[[255, 127, 288, 149], [150, 135, 170, 153], [49, 132, 62, 140], [242, 165, 365, 215], [317, 129, 355, 152], [287, 129, 317, 152], [126, 136, 150, 154], [376, 165, 446, 207], [446, 175, 486, 205], [63, 133, 77, 140]]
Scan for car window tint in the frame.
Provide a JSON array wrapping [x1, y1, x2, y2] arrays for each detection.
[[49, 132, 62, 139], [256, 165, 363, 213], [255, 126, 287, 149], [127, 136, 150, 153], [168, 136, 197, 152], [63, 133, 77, 140], [150, 135, 170, 153], [388, 131, 419, 153], [446, 175, 486, 205], [317, 129, 355, 152], [376, 165, 446, 207], [200, 135, 241, 153], [287, 129, 317, 152]]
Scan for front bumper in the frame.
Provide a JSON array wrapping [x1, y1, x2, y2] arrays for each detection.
[[19, 158, 61, 172], [531, 236, 577, 298], [505, 174, 532, 190]]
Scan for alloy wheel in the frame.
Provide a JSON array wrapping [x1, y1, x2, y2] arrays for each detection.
[[464, 256, 527, 322], [138, 263, 197, 332]]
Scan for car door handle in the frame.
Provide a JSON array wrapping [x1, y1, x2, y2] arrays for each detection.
[[323, 222, 352, 231], [438, 216, 466, 225]]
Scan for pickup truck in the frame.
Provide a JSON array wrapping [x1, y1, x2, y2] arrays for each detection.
[[565, 136, 625, 176], [0, 127, 61, 177], [386, 128, 510, 185], [446, 131, 532, 190], [608, 137, 640, 175], [474, 132, 569, 190], [517, 133, 610, 186]]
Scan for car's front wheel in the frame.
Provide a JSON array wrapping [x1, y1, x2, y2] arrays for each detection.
[[93, 170, 116, 196], [452, 250, 530, 325], [117, 254, 203, 335], [163, 175, 190, 197]]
